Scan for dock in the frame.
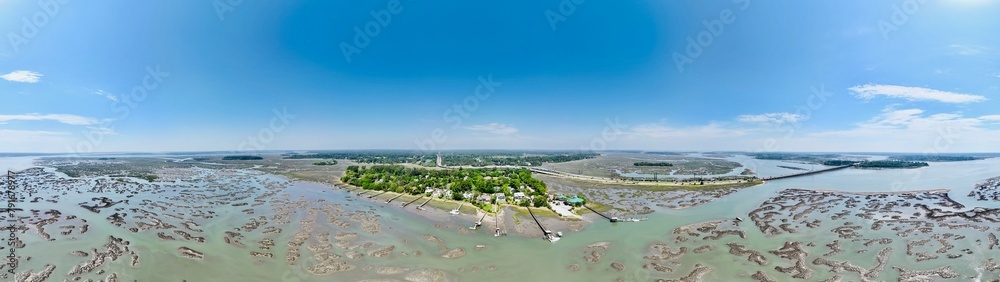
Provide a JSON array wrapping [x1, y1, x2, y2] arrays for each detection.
[[356, 190, 370, 196], [526, 207, 557, 241], [385, 193, 403, 204], [416, 197, 433, 209], [402, 196, 423, 207], [368, 191, 388, 198], [584, 205, 617, 222], [474, 214, 486, 229]]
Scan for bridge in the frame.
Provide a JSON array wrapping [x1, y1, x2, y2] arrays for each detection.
[[761, 165, 854, 181]]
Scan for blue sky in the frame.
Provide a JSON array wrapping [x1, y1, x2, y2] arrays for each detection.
[[1, 0, 999, 153]]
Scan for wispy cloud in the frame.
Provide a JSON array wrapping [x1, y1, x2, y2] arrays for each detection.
[[737, 112, 804, 124], [0, 113, 99, 125], [981, 115, 1000, 122], [463, 123, 518, 135], [949, 44, 988, 56], [849, 84, 987, 104], [1, 70, 43, 83], [93, 90, 119, 102]]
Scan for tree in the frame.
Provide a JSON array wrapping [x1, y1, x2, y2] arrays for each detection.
[[532, 195, 547, 208]]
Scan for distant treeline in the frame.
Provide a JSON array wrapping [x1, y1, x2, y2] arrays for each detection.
[[633, 162, 674, 167], [442, 153, 597, 167], [283, 151, 596, 167], [855, 160, 928, 168], [823, 160, 928, 168], [821, 160, 858, 166], [312, 160, 338, 165], [889, 155, 982, 162], [222, 155, 263, 160], [644, 152, 682, 155], [284, 152, 429, 164], [750, 153, 840, 162]]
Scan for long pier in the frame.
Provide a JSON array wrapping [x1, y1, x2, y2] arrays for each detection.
[[526, 207, 552, 240], [385, 193, 403, 204], [417, 197, 433, 209], [402, 196, 423, 207], [368, 191, 388, 198], [584, 205, 616, 222], [762, 165, 853, 181]]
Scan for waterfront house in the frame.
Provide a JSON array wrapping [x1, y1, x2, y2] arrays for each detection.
[[476, 194, 492, 204]]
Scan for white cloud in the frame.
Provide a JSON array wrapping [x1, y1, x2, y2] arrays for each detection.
[[849, 84, 987, 104], [93, 90, 118, 102], [0, 113, 99, 125], [85, 126, 118, 136], [737, 112, 804, 124], [981, 115, 1000, 122], [949, 44, 988, 56], [463, 123, 518, 135], [1, 70, 42, 83]]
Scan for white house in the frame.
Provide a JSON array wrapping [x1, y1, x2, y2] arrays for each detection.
[[476, 194, 492, 204], [513, 192, 526, 200], [494, 193, 506, 202]]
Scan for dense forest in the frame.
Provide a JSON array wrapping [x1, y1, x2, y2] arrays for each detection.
[[221, 155, 263, 160], [340, 165, 549, 206], [633, 162, 674, 167]]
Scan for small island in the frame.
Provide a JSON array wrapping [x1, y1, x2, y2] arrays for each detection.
[[312, 160, 338, 165], [341, 165, 555, 209]]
